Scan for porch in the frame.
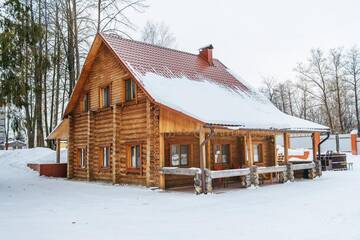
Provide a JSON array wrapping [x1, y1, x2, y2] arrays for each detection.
[[159, 129, 322, 194]]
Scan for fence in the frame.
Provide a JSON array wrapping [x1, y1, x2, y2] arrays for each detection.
[[276, 132, 357, 154]]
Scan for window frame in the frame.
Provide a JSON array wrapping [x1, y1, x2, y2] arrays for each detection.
[[127, 144, 142, 174], [125, 79, 136, 102], [99, 85, 111, 108], [213, 143, 230, 164], [253, 143, 263, 163], [77, 147, 87, 168], [100, 145, 111, 168], [170, 144, 189, 167]]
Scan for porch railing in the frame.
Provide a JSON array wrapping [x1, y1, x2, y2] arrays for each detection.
[[161, 161, 320, 194]]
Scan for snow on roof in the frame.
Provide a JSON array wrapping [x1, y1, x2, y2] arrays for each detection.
[[102, 33, 329, 132], [130, 66, 328, 131]]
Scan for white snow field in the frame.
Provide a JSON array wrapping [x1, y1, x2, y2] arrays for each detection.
[[1, 148, 360, 240]]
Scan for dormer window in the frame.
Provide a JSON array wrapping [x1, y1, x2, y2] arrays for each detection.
[[100, 85, 110, 108], [125, 79, 136, 102]]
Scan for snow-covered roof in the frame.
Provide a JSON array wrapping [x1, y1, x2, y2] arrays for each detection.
[[100, 34, 329, 132]]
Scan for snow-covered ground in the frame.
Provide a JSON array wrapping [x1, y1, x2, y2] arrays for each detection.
[[1, 148, 360, 240]]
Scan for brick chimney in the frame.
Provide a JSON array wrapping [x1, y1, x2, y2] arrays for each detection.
[[199, 44, 214, 66]]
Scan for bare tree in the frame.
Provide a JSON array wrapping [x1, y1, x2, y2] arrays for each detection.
[[141, 21, 176, 48], [329, 48, 345, 132], [295, 49, 334, 130], [95, 0, 147, 36], [345, 46, 360, 136]]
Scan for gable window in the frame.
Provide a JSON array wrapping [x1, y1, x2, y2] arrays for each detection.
[[171, 144, 189, 167], [82, 93, 89, 112], [214, 144, 230, 164], [78, 148, 86, 168], [253, 143, 263, 163], [128, 145, 141, 169], [101, 146, 110, 168], [100, 86, 110, 108], [125, 79, 136, 101]]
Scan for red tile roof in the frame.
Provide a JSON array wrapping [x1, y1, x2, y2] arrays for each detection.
[[101, 33, 249, 92]]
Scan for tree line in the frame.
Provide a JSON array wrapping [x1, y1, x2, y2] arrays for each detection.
[[0, 0, 176, 148], [260, 47, 360, 135]]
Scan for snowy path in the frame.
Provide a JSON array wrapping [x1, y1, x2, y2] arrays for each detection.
[[1, 148, 360, 240]]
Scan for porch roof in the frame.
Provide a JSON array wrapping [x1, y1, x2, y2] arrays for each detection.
[[46, 118, 69, 140]]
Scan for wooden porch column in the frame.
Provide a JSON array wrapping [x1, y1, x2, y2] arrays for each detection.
[[246, 133, 253, 166], [312, 132, 320, 161], [273, 135, 278, 166], [56, 139, 61, 164], [283, 132, 289, 164], [159, 133, 165, 189], [146, 100, 151, 187], [199, 128, 207, 193]]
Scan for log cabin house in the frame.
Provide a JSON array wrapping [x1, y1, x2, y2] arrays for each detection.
[[48, 33, 330, 193]]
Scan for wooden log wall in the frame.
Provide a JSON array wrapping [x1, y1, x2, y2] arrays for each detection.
[[68, 43, 161, 186]]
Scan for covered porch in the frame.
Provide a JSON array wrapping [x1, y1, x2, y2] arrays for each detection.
[[160, 127, 323, 194]]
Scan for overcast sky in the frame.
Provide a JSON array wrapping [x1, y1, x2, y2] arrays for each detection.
[[128, 0, 360, 87]]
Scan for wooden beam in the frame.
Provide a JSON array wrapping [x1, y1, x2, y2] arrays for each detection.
[[146, 99, 151, 187], [112, 106, 118, 184], [274, 136, 278, 166], [86, 111, 93, 181], [283, 133, 289, 164], [199, 128, 207, 193], [312, 132, 320, 161], [206, 140, 211, 170], [56, 139, 61, 164], [159, 133, 165, 189], [246, 134, 253, 166]]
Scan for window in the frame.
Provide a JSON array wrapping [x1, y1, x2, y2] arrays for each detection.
[[171, 144, 189, 167], [102, 146, 110, 168], [214, 144, 230, 164], [100, 86, 110, 108], [78, 148, 86, 168], [125, 79, 136, 101], [253, 143, 263, 163], [129, 145, 141, 168], [82, 93, 89, 112]]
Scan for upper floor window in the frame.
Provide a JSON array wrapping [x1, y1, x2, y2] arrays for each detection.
[[125, 79, 136, 101], [100, 86, 110, 108], [82, 93, 89, 112], [214, 144, 230, 164], [171, 144, 189, 167]]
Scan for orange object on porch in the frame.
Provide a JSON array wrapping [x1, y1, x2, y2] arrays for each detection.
[[288, 151, 310, 160], [351, 132, 358, 155]]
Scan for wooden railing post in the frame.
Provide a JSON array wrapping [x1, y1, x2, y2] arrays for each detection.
[[250, 166, 259, 187], [286, 163, 294, 182]]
